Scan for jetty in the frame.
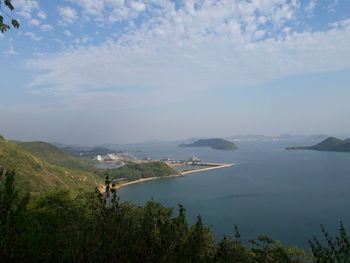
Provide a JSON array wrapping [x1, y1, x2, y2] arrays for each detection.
[[167, 162, 235, 175], [181, 163, 235, 175], [177, 162, 235, 175]]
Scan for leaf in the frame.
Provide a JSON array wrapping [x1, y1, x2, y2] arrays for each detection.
[[0, 20, 10, 33], [11, 19, 19, 29], [4, 0, 15, 11]]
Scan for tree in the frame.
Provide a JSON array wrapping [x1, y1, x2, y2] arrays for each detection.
[[309, 223, 350, 263], [0, 168, 29, 261], [0, 0, 20, 33]]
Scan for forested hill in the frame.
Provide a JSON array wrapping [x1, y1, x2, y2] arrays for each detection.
[[286, 137, 350, 152], [0, 136, 179, 193], [180, 138, 238, 150], [0, 136, 103, 193], [16, 141, 96, 172]]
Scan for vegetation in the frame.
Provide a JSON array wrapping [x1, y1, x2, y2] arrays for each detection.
[[0, 136, 179, 193], [180, 138, 238, 150], [0, 137, 103, 193], [105, 162, 178, 182], [286, 137, 350, 153], [0, 0, 19, 33], [17, 141, 98, 172], [1, 169, 348, 262], [60, 146, 114, 157]]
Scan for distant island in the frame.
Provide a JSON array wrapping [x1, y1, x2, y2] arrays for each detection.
[[286, 136, 350, 153], [179, 138, 238, 150]]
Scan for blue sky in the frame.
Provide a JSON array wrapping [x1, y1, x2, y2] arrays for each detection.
[[1, 0, 350, 144]]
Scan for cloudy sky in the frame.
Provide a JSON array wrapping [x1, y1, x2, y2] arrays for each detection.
[[1, 0, 350, 144]]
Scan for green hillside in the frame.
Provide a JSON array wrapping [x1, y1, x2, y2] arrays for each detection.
[[286, 136, 350, 153], [309, 137, 345, 151], [17, 141, 97, 172], [105, 162, 178, 182], [0, 136, 103, 193], [180, 138, 238, 150]]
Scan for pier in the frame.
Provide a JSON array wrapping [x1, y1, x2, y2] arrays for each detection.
[[170, 162, 235, 175]]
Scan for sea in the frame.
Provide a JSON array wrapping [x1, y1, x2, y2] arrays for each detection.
[[109, 139, 350, 248]]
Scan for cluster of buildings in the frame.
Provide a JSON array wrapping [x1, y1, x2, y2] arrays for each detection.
[[96, 152, 134, 163], [160, 155, 203, 165]]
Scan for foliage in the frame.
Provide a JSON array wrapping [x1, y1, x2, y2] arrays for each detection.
[[0, 137, 103, 193], [0, 0, 19, 33], [0, 170, 345, 262], [180, 138, 238, 150], [0, 168, 29, 261], [61, 146, 113, 157], [17, 141, 99, 173], [309, 223, 350, 262], [105, 162, 178, 182], [287, 137, 350, 153]]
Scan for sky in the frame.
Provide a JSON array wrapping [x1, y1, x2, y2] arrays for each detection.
[[0, 0, 350, 145]]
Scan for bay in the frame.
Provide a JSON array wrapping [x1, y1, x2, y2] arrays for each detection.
[[116, 139, 350, 248]]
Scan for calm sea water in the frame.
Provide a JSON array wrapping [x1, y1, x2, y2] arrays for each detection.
[[114, 139, 350, 248]]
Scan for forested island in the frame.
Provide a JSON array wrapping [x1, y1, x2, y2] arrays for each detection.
[[286, 136, 350, 153], [179, 138, 238, 150]]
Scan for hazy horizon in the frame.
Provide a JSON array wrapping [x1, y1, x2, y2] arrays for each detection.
[[1, 0, 350, 145]]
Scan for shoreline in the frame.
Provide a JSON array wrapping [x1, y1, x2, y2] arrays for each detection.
[[113, 163, 235, 189], [181, 163, 235, 175], [115, 174, 183, 189]]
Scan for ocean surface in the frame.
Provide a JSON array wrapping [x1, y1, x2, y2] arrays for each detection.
[[111, 139, 350, 248]]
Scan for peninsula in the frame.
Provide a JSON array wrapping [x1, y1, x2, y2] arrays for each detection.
[[286, 136, 350, 153], [179, 138, 238, 150]]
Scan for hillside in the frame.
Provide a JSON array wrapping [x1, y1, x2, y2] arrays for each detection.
[[105, 162, 178, 182], [16, 141, 97, 172], [0, 136, 103, 193], [286, 136, 350, 153], [60, 146, 113, 157], [179, 138, 238, 150]]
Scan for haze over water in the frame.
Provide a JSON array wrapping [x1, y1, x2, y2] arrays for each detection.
[[117, 139, 350, 247]]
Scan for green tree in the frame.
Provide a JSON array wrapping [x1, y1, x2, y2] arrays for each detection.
[[0, 0, 19, 33], [0, 168, 29, 261], [213, 225, 253, 263], [309, 223, 350, 263]]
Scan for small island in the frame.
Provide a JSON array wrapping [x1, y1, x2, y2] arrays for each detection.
[[179, 138, 238, 150], [286, 136, 350, 153]]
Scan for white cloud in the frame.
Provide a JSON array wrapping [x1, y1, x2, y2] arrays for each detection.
[[13, 0, 39, 19], [58, 6, 79, 25], [37, 10, 47, 19], [67, 0, 105, 17], [40, 24, 54, 31], [3, 41, 18, 55], [130, 1, 146, 12], [304, 0, 317, 14], [64, 29, 72, 37], [29, 19, 41, 26], [24, 32, 42, 41], [27, 0, 350, 110]]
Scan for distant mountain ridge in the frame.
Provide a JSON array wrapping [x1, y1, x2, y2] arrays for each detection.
[[286, 136, 350, 153], [179, 138, 238, 150], [226, 134, 328, 141]]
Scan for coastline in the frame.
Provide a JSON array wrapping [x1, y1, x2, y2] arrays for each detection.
[[113, 163, 235, 189], [181, 163, 235, 175], [115, 174, 183, 189]]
